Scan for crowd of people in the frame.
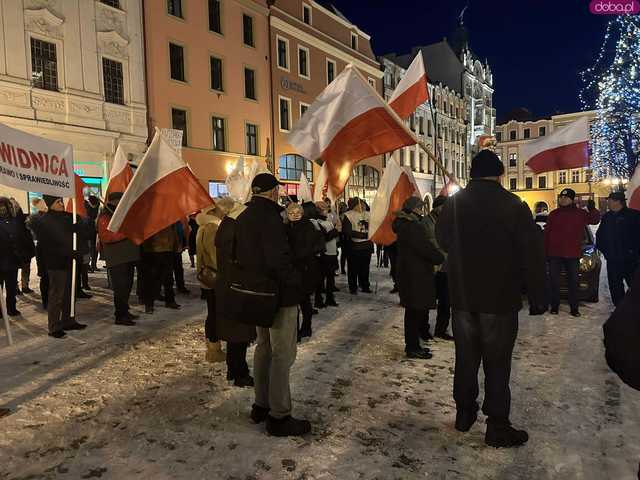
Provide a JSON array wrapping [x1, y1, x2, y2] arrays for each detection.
[[1, 150, 639, 448]]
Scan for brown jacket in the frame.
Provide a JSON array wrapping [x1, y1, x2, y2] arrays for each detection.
[[142, 225, 180, 253], [196, 211, 220, 290]]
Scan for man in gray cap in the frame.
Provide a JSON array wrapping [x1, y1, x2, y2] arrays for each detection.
[[596, 191, 640, 307]]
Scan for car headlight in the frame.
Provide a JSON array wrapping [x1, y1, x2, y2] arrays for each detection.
[[579, 255, 596, 273]]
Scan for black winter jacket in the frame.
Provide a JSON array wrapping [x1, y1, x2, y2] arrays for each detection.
[[234, 196, 302, 307], [392, 211, 444, 310], [28, 211, 76, 270], [436, 179, 546, 314], [0, 216, 31, 271], [286, 219, 325, 295], [596, 207, 640, 262]]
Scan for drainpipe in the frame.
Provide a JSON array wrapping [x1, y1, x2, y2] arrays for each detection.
[[267, 0, 277, 173]]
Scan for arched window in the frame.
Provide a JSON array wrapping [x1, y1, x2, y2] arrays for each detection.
[[278, 154, 313, 182], [345, 165, 380, 206]]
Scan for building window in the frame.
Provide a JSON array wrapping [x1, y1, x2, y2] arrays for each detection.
[[350, 32, 358, 50], [298, 46, 309, 79], [409, 114, 415, 131], [169, 43, 185, 82], [538, 176, 547, 189], [327, 59, 336, 85], [244, 67, 256, 100], [523, 128, 530, 139], [559, 171, 567, 184], [30, 38, 58, 91], [539, 126, 546, 136], [209, 0, 221, 34], [496, 131, 502, 142], [572, 170, 580, 183], [210, 56, 223, 91], [212, 117, 226, 151], [277, 37, 289, 70], [243, 14, 254, 47], [509, 130, 516, 141], [171, 108, 188, 147], [209, 181, 229, 198], [101, 0, 121, 8], [279, 96, 291, 131], [509, 178, 517, 191], [346, 165, 380, 204], [509, 153, 517, 167], [300, 102, 309, 118], [167, 0, 183, 18], [246, 123, 258, 155], [428, 120, 432, 136], [525, 177, 533, 189], [303, 3, 312, 24], [279, 154, 313, 181], [399, 149, 405, 166], [418, 117, 424, 135], [419, 153, 424, 171], [409, 151, 415, 170], [102, 58, 124, 105]]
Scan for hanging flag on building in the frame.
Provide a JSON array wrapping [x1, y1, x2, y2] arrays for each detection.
[[522, 117, 590, 174], [299, 173, 313, 203], [369, 156, 420, 246], [388, 51, 429, 119], [65, 173, 87, 217], [627, 163, 640, 211], [108, 128, 213, 245], [105, 145, 134, 197], [288, 65, 416, 199]]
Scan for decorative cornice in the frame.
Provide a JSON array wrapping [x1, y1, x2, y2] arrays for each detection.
[[97, 30, 130, 59], [24, 8, 65, 39]]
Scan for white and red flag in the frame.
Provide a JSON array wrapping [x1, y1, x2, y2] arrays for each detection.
[[522, 117, 590, 174], [65, 173, 87, 217], [105, 145, 134, 197], [288, 65, 416, 199], [108, 128, 213, 245], [299, 172, 313, 203], [627, 163, 640, 211], [388, 51, 429, 119], [369, 156, 420, 246]]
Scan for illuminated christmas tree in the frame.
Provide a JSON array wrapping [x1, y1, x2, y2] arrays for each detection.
[[580, 15, 640, 181]]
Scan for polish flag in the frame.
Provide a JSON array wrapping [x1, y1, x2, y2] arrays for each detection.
[[108, 128, 213, 245], [65, 173, 87, 217], [106, 145, 134, 197], [288, 65, 416, 199], [389, 51, 429, 119], [369, 156, 420, 246], [627, 163, 640, 211], [523, 117, 590, 174], [299, 172, 313, 203]]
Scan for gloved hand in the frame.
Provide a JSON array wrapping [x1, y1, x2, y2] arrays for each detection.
[[587, 199, 596, 211]]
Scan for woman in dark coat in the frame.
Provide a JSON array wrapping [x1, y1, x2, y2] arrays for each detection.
[[0, 197, 30, 316], [392, 196, 445, 359]]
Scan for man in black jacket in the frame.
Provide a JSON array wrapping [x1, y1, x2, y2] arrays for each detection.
[[235, 173, 309, 437], [596, 191, 640, 307], [29, 195, 87, 338], [436, 150, 546, 448]]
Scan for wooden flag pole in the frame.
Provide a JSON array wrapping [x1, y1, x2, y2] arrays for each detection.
[[0, 283, 13, 346], [70, 197, 77, 321], [417, 139, 454, 182]]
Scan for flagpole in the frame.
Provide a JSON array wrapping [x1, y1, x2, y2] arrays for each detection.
[[0, 283, 12, 346], [417, 138, 454, 182], [70, 197, 77, 321]]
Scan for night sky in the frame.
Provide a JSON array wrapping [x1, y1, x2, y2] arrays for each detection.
[[331, 0, 610, 120]]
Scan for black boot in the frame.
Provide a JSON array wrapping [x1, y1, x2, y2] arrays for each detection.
[[485, 422, 529, 448], [266, 415, 311, 437], [455, 407, 478, 432], [250, 404, 270, 424], [233, 376, 254, 388]]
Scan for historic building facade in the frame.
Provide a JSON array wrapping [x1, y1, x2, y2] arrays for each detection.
[[495, 110, 609, 212], [269, 0, 384, 202], [0, 0, 148, 211]]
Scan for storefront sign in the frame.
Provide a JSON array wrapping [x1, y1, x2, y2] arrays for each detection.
[[0, 122, 74, 198], [280, 77, 306, 94]]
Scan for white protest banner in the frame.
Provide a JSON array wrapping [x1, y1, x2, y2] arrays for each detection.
[[0, 122, 74, 198], [160, 128, 183, 153]]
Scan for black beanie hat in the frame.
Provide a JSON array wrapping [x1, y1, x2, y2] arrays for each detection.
[[559, 188, 576, 200], [402, 196, 425, 212], [470, 150, 505, 179], [42, 195, 62, 208]]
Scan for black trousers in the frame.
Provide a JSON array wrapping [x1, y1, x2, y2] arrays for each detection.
[[135, 261, 143, 299], [89, 238, 98, 270], [388, 248, 398, 286], [47, 269, 73, 333], [40, 271, 49, 309], [143, 252, 175, 308], [452, 310, 518, 423], [607, 259, 639, 307], [548, 257, 579, 311], [109, 262, 135, 320], [299, 295, 313, 331], [0, 269, 18, 314], [340, 247, 348, 273], [316, 255, 337, 303], [205, 289, 218, 341], [227, 342, 250, 379], [347, 249, 371, 293], [434, 272, 451, 335], [171, 252, 186, 290], [404, 308, 426, 352]]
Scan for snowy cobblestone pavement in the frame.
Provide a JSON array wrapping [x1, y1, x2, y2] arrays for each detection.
[[1, 262, 639, 480]]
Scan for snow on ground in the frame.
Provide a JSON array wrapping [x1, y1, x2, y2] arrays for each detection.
[[1, 259, 639, 480]]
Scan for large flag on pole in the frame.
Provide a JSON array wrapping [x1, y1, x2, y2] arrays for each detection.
[[299, 173, 313, 202], [522, 117, 590, 174], [105, 145, 134, 197], [65, 173, 87, 217], [313, 162, 335, 203], [288, 65, 416, 199], [108, 128, 213, 245], [369, 156, 420, 246], [628, 163, 640, 211], [388, 51, 429, 119]]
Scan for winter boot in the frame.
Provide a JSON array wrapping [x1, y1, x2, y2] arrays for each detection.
[[485, 422, 529, 448], [250, 404, 270, 424], [314, 294, 326, 309], [266, 415, 311, 437], [205, 341, 226, 363], [455, 405, 479, 432]]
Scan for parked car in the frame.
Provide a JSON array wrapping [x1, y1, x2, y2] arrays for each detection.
[[536, 213, 601, 302]]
